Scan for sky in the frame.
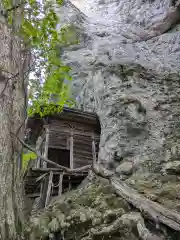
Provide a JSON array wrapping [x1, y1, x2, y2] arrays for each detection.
[[70, 0, 83, 9]]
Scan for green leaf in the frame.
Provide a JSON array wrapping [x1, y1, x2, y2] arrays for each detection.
[[2, 0, 77, 118], [22, 20, 38, 37], [22, 151, 37, 161], [22, 151, 37, 170]]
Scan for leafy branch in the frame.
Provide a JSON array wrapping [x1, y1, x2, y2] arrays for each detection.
[[2, 0, 77, 117], [0, 1, 26, 18]]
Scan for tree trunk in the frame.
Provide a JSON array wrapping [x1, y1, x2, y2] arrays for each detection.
[[0, 12, 29, 239]]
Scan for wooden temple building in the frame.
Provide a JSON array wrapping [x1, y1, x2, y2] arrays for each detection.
[[24, 107, 101, 209]]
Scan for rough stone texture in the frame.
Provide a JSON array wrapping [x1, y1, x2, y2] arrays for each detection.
[[126, 172, 180, 211], [116, 162, 134, 176], [163, 161, 180, 173], [28, 177, 175, 240], [56, 0, 180, 177]]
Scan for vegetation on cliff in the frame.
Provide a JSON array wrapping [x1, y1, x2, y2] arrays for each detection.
[[27, 174, 180, 240]]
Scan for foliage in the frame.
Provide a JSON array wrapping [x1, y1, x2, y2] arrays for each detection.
[[22, 150, 37, 170], [2, 0, 77, 117]]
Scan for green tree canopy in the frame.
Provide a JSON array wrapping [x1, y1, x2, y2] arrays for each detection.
[[2, 0, 76, 117]]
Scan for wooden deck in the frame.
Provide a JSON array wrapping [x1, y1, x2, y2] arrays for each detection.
[[24, 168, 88, 199]]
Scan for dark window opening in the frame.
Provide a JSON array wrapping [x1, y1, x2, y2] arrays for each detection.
[[48, 148, 70, 168]]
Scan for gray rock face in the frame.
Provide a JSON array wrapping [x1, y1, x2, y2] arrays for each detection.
[[163, 161, 180, 174], [116, 162, 134, 176], [57, 0, 180, 174]]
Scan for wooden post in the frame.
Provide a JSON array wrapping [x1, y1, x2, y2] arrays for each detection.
[[36, 136, 43, 168], [66, 137, 69, 150], [36, 156, 41, 168], [58, 173, 63, 196], [92, 134, 96, 167], [70, 130, 74, 169], [68, 176, 71, 191], [43, 125, 49, 168], [38, 176, 49, 209], [45, 171, 53, 207]]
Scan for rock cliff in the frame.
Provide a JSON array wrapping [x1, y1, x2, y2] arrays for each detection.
[[59, 0, 180, 177]]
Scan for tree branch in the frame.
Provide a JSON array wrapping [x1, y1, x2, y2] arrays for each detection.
[[91, 212, 162, 240], [92, 166, 180, 232], [0, 1, 27, 19], [13, 133, 91, 173]]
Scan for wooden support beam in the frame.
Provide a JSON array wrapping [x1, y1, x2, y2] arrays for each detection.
[[66, 137, 70, 150], [92, 134, 96, 167], [68, 176, 71, 191], [38, 176, 49, 209], [45, 171, 53, 207], [27, 193, 40, 198], [36, 155, 41, 168], [58, 173, 63, 196], [36, 136, 44, 168], [43, 125, 49, 168], [31, 168, 88, 177], [16, 135, 91, 173], [70, 130, 74, 169], [49, 128, 100, 139]]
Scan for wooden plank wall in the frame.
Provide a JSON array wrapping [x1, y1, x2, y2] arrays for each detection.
[[48, 119, 100, 168]]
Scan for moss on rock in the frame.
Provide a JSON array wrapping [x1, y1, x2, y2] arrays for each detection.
[[27, 178, 139, 240], [26, 175, 180, 240], [126, 172, 180, 210]]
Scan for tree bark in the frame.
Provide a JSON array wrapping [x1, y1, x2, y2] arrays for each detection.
[[0, 10, 29, 239]]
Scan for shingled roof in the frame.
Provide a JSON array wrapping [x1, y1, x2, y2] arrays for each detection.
[[27, 106, 101, 134]]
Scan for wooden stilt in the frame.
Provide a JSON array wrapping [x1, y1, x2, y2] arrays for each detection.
[[92, 134, 96, 167], [70, 130, 74, 169], [68, 176, 71, 191], [45, 171, 53, 207], [43, 125, 49, 168], [39, 176, 49, 209], [58, 173, 63, 196], [36, 156, 41, 168], [36, 136, 43, 168]]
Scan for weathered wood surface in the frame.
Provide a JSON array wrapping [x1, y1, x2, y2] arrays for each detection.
[[49, 119, 98, 131], [48, 138, 96, 152], [48, 119, 100, 169], [70, 131, 74, 169], [68, 176, 72, 191], [45, 171, 53, 207], [58, 173, 63, 196], [49, 120, 99, 138], [49, 129, 99, 138], [35, 172, 48, 182], [38, 176, 49, 209], [43, 125, 49, 168], [25, 168, 87, 197], [36, 135, 44, 168], [30, 168, 88, 175], [92, 134, 97, 167], [20, 137, 92, 172], [49, 109, 100, 128]]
